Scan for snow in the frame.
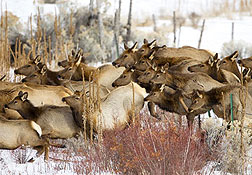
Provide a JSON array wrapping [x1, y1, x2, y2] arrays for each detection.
[[0, 0, 251, 174]]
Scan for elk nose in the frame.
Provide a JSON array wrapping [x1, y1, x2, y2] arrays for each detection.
[[237, 60, 241, 64], [112, 62, 116, 66], [62, 97, 66, 102], [14, 69, 18, 74], [112, 82, 116, 87], [57, 75, 63, 80], [21, 79, 27, 82], [4, 104, 8, 108]]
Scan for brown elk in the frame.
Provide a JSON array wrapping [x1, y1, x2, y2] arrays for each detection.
[[22, 64, 63, 85], [0, 83, 72, 115], [14, 55, 45, 76], [188, 54, 240, 83], [5, 91, 80, 139], [112, 68, 143, 87], [151, 46, 214, 66], [144, 88, 207, 127], [188, 85, 252, 126], [58, 49, 86, 68], [237, 56, 252, 70], [111, 67, 161, 120], [63, 82, 146, 135], [150, 70, 224, 95], [0, 115, 49, 162], [218, 51, 241, 80], [112, 39, 160, 68]]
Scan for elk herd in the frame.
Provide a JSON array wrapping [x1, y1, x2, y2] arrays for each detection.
[[0, 39, 251, 162]]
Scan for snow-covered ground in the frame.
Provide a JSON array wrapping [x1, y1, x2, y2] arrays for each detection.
[[0, 0, 251, 174]]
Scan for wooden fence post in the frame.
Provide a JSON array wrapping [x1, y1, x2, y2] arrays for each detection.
[[198, 19, 205, 49]]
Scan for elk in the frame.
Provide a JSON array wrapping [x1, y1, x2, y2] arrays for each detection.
[[112, 39, 160, 68], [237, 56, 252, 70], [58, 49, 86, 68], [14, 55, 45, 76], [150, 70, 224, 95], [218, 51, 241, 80], [0, 115, 49, 162], [5, 91, 80, 139], [188, 85, 252, 126], [112, 68, 143, 87], [188, 53, 240, 83], [144, 87, 206, 127], [112, 42, 141, 68], [151, 46, 214, 66], [22, 64, 63, 85], [111, 67, 161, 120], [0, 83, 72, 115], [63, 82, 147, 136]]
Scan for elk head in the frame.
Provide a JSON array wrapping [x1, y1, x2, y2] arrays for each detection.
[[112, 42, 139, 68], [14, 55, 43, 76]]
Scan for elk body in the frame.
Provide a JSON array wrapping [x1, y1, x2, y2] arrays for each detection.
[[188, 85, 252, 127], [151, 71, 224, 95], [0, 83, 72, 112], [0, 115, 49, 162], [63, 82, 146, 135], [5, 91, 80, 139]]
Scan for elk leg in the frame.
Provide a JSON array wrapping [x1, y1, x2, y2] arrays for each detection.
[[148, 102, 161, 120], [198, 115, 201, 129], [186, 115, 194, 131], [28, 146, 45, 162], [179, 96, 189, 113]]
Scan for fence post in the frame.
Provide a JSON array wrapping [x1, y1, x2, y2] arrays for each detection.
[[198, 19, 205, 49], [231, 22, 234, 41], [173, 11, 176, 47]]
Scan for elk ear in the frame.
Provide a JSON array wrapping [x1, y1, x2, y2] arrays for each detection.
[[208, 56, 213, 65], [40, 65, 47, 75], [124, 43, 129, 50], [34, 55, 41, 65], [213, 53, 218, 62], [0, 75, 6, 81], [131, 42, 138, 53], [148, 50, 155, 60], [18, 91, 24, 97], [21, 92, 28, 101], [196, 91, 203, 98], [148, 39, 157, 49], [143, 38, 148, 44], [75, 54, 82, 67], [230, 51, 238, 62], [216, 59, 220, 70], [71, 49, 76, 56], [152, 64, 157, 71], [160, 84, 165, 92]]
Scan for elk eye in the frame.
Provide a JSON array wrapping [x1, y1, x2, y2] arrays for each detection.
[[147, 72, 150, 75], [14, 101, 18, 104], [75, 97, 79, 100], [222, 61, 226, 64], [68, 67, 72, 71], [141, 49, 145, 52], [27, 65, 31, 67], [156, 74, 160, 78], [124, 55, 128, 58], [32, 74, 37, 77], [141, 61, 144, 64], [200, 64, 205, 67], [123, 75, 126, 78]]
